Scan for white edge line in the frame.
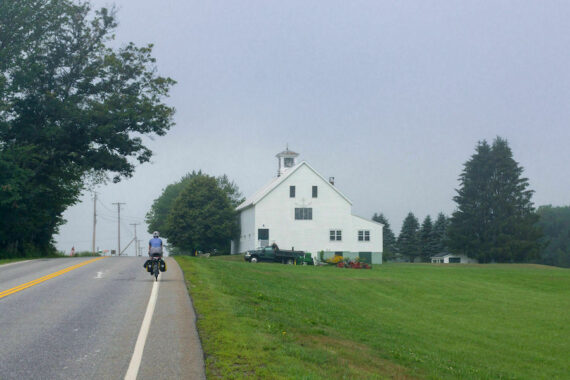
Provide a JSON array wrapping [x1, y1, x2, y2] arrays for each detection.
[[124, 280, 160, 380]]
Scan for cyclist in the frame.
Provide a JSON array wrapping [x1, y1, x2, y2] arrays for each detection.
[[148, 231, 163, 257], [144, 231, 164, 274]]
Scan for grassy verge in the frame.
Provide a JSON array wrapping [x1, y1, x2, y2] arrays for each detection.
[[0, 257, 34, 266], [0, 252, 99, 265], [175, 256, 570, 379], [0, 254, 63, 265]]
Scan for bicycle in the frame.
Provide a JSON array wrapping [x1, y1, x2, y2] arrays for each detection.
[[149, 253, 164, 281]]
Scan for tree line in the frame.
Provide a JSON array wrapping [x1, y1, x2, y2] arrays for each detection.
[[375, 137, 569, 267], [373, 212, 450, 263], [536, 205, 570, 268]]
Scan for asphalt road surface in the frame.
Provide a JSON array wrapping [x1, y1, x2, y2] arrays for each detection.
[[0, 257, 205, 380]]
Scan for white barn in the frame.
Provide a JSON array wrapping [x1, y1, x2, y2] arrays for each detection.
[[232, 149, 383, 264]]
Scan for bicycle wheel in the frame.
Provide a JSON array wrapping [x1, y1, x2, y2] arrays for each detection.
[[153, 261, 159, 281]]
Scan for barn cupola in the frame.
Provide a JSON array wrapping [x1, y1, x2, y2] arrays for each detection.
[[276, 146, 299, 177]]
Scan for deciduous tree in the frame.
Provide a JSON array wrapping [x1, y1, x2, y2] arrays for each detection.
[[165, 175, 239, 254], [145, 171, 243, 238], [0, 0, 175, 257]]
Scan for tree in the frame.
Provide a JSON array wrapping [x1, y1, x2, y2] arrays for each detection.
[[432, 213, 450, 253], [397, 212, 420, 262], [419, 215, 438, 262], [536, 205, 570, 268], [216, 174, 246, 209], [146, 171, 204, 236], [372, 213, 397, 260], [165, 175, 239, 254], [145, 171, 244, 237], [448, 137, 541, 263], [0, 0, 175, 257]]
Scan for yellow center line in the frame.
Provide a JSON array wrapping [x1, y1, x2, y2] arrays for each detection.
[[0, 257, 106, 299]]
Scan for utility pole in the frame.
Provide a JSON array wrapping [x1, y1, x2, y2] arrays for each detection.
[[130, 223, 139, 257], [92, 192, 97, 254], [112, 202, 126, 255]]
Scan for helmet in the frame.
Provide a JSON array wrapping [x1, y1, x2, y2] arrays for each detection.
[[153, 231, 159, 238]]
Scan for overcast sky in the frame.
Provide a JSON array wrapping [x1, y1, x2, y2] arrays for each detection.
[[55, 0, 570, 255]]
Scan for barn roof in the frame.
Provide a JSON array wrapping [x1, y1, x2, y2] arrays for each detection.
[[236, 161, 352, 211]]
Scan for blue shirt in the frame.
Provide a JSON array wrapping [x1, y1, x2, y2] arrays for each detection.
[[149, 237, 163, 248]]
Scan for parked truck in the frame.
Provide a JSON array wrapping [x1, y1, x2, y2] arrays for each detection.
[[244, 243, 308, 264]]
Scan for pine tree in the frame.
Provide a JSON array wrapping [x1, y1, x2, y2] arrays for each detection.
[[419, 215, 438, 262], [372, 213, 397, 260], [432, 213, 449, 253], [448, 137, 542, 262], [398, 212, 420, 262], [536, 205, 570, 268]]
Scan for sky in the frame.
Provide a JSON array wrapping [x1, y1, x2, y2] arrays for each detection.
[[55, 0, 570, 255]]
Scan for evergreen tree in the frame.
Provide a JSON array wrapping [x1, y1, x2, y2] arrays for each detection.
[[536, 205, 570, 268], [419, 215, 438, 262], [448, 137, 542, 262], [397, 212, 420, 262], [372, 213, 397, 260], [432, 213, 450, 253]]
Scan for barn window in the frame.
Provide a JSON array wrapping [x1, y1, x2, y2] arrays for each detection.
[[330, 230, 342, 241], [295, 208, 312, 220], [358, 230, 370, 241]]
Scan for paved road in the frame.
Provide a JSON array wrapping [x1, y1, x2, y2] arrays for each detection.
[[0, 257, 205, 380]]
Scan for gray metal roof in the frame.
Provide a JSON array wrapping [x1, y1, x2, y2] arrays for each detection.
[[275, 149, 299, 157], [432, 251, 456, 258]]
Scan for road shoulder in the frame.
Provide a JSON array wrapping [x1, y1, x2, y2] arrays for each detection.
[[137, 257, 206, 379]]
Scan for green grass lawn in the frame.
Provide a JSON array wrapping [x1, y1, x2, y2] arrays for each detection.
[[175, 256, 570, 379]]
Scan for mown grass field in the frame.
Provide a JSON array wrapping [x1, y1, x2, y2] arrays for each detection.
[[175, 256, 569, 379]]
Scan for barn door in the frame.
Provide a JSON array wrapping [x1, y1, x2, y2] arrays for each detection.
[[359, 252, 372, 264], [258, 228, 269, 247]]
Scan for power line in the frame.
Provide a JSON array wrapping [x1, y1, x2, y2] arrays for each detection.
[[98, 214, 117, 222], [97, 199, 115, 213], [96, 199, 146, 223], [57, 237, 117, 244]]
